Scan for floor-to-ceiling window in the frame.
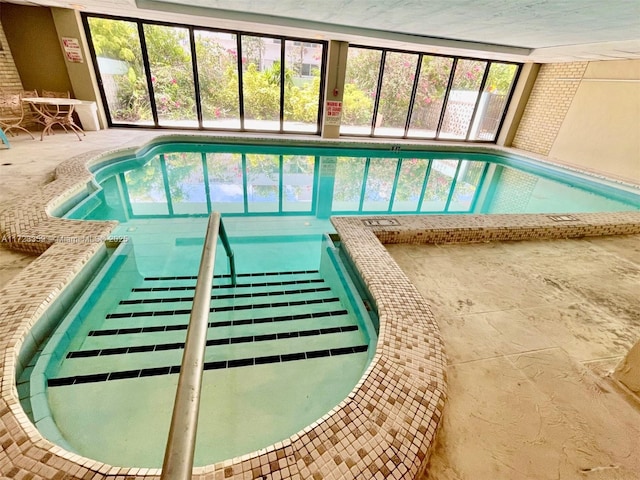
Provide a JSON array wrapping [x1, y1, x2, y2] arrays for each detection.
[[195, 30, 241, 129], [83, 14, 326, 133], [85, 17, 153, 125], [143, 23, 197, 128], [341, 45, 520, 141], [84, 14, 519, 142], [340, 47, 382, 135]]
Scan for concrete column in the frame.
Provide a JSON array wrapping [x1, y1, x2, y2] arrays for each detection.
[[321, 40, 348, 139], [50, 7, 108, 129], [496, 62, 540, 147]]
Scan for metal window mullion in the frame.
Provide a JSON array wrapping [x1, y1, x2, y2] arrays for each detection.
[[201, 153, 212, 214], [237, 35, 246, 130], [444, 161, 464, 211], [435, 58, 457, 139], [493, 63, 523, 143], [416, 159, 433, 212], [404, 55, 423, 137], [159, 154, 174, 215], [387, 158, 403, 212], [316, 44, 328, 134], [139, 22, 159, 127], [465, 61, 491, 141], [279, 40, 285, 132], [82, 15, 114, 127], [189, 27, 204, 129], [358, 158, 371, 211], [370, 51, 386, 136]]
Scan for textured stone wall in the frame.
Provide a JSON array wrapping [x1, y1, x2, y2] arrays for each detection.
[[512, 62, 588, 156], [0, 20, 23, 93]]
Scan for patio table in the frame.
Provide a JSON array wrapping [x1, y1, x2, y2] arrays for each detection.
[[22, 97, 85, 141]]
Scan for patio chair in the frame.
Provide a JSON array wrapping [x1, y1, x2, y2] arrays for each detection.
[[0, 93, 35, 139], [42, 90, 71, 98], [41, 90, 72, 133], [21, 89, 44, 130]]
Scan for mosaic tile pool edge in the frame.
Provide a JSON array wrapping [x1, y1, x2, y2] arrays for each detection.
[[1, 139, 639, 479]]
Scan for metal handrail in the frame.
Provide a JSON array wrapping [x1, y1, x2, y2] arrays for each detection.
[[160, 212, 233, 479], [219, 218, 236, 286]]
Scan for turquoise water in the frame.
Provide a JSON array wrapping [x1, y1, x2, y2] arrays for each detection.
[[26, 143, 639, 468], [68, 143, 638, 225], [29, 216, 375, 467]]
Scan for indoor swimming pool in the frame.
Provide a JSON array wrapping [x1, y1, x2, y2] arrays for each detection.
[[15, 139, 640, 469]]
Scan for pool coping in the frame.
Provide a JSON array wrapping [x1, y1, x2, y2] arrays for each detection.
[[0, 134, 639, 479]]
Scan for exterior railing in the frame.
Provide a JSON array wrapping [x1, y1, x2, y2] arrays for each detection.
[[160, 212, 234, 479]]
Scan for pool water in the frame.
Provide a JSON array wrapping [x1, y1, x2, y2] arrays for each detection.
[[28, 224, 375, 467], [25, 142, 639, 468], [68, 143, 638, 224]]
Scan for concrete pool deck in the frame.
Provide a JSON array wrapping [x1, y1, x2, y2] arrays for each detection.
[[0, 129, 639, 479], [387, 237, 640, 479]]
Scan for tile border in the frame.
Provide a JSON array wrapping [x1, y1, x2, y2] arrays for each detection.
[[1, 134, 639, 479]]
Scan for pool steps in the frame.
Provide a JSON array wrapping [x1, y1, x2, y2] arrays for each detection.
[[46, 270, 368, 388]]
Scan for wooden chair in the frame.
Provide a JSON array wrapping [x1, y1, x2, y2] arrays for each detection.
[[0, 93, 35, 139]]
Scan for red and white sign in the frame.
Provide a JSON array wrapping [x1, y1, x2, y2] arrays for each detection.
[[325, 101, 342, 125], [62, 37, 83, 63]]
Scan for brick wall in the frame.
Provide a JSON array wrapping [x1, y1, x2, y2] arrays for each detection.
[[0, 20, 23, 93], [512, 62, 588, 156]]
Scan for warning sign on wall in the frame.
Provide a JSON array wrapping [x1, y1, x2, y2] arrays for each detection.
[[325, 101, 342, 125], [62, 37, 83, 63]]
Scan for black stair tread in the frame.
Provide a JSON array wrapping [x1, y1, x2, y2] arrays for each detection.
[[106, 296, 342, 320], [82, 309, 357, 352], [89, 308, 351, 337], [48, 344, 369, 387], [143, 269, 320, 281], [119, 286, 332, 305], [68, 324, 360, 358], [131, 277, 325, 293]]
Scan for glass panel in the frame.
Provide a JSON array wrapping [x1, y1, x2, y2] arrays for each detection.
[[340, 48, 382, 135], [246, 154, 280, 212], [362, 158, 399, 211], [407, 56, 454, 138], [282, 155, 315, 211], [391, 158, 430, 212], [420, 159, 457, 212], [195, 30, 240, 129], [124, 156, 169, 215], [448, 161, 486, 212], [331, 156, 367, 211], [374, 52, 418, 136], [87, 18, 152, 125], [468, 63, 518, 141], [143, 24, 197, 127], [439, 59, 487, 140], [284, 40, 323, 133], [163, 152, 207, 215], [207, 152, 245, 213], [242, 35, 281, 131]]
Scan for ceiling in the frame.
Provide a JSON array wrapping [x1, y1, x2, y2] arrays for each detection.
[[3, 0, 640, 62]]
